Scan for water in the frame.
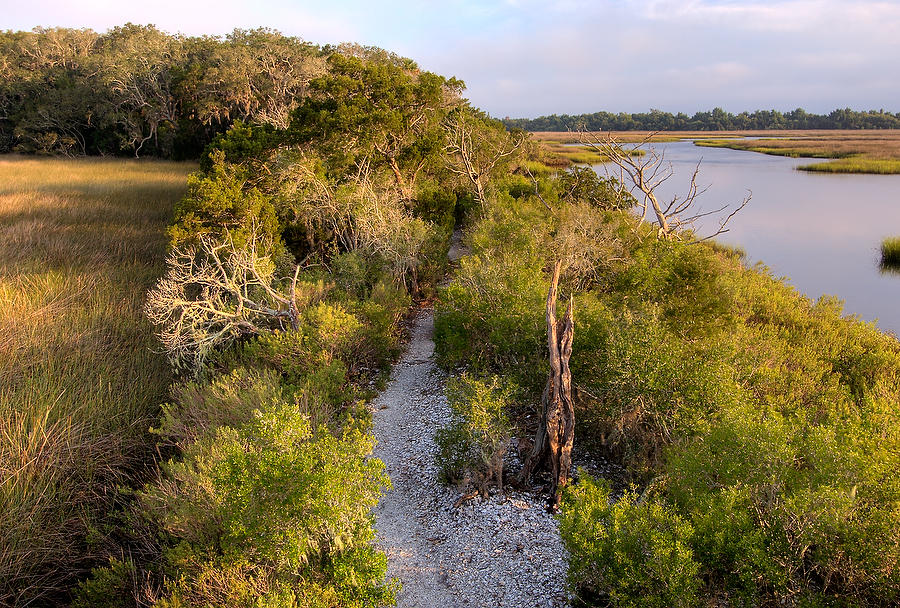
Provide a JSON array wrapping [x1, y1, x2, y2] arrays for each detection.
[[591, 141, 900, 335]]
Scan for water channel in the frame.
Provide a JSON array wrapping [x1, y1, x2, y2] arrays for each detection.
[[591, 141, 900, 335]]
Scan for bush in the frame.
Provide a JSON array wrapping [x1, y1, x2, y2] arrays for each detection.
[[558, 474, 701, 608], [168, 151, 282, 256], [71, 557, 136, 608], [435, 374, 514, 493], [141, 398, 394, 605]]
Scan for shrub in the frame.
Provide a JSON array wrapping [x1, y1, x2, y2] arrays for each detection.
[[435, 374, 514, 493], [168, 151, 282, 255], [71, 557, 136, 608], [141, 398, 394, 605], [153, 367, 286, 450], [558, 474, 701, 608]]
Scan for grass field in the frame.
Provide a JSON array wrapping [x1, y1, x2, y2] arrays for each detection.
[[0, 156, 193, 605], [691, 131, 900, 174], [532, 130, 900, 174]]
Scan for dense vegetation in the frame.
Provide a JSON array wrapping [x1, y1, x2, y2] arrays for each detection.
[[60, 45, 525, 607], [0, 25, 337, 158], [435, 159, 900, 605], [504, 107, 900, 132], [0, 158, 192, 605], [6, 23, 900, 608]]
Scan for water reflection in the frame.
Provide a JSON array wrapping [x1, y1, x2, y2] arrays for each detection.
[[592, 141, 900, 335]]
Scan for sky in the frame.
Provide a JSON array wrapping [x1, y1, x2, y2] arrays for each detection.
[[4, 0, 900, 118]]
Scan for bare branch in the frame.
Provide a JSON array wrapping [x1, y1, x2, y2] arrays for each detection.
[[579, 130, 750, 241], [145, 229, 320, 372]]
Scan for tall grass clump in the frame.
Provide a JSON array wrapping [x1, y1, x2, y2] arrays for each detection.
[[0, 156, 193, 605], [881, 235, 900, 271]]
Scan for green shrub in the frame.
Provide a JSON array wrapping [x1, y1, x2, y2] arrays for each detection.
[[168, 151, 282, 255], [153, 367, 285, 450], [435, 374, 514, 493], [200, 121, 281, 173], [71, 557, 136, 608], [141, 398, 393, 605], [556, 166, 636, 210], [558, 475, 701, 608]]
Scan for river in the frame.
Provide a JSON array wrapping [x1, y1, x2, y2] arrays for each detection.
[[591, 140, 900, 335]]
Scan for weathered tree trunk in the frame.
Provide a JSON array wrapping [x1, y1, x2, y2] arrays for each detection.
[[519, 260, 575, 510]]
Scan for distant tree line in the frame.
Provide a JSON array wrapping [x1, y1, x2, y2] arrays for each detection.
[[503, 107, 900, 132], [0, 25, 414, 158]]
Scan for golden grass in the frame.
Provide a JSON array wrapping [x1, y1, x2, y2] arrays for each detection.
[[0, 155, 193, 604], [532, 130, 900, 174], [798, 158, 900, 174], [691, 131, 900, 174], [535, 139, 647, 167]]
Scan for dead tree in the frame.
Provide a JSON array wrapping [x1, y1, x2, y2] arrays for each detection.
[[519, 260, 575, 511], [444, 108, 524, 206], [145, 232, 309, 372], [582, 131, 750, 241]]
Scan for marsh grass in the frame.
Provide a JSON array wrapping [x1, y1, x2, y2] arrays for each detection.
[[693, 131, 900, 174], [538, 141, 646, 167], [0, 155, 192, 605], [881, 236, 900, 272], [799, 158, 900, 174]]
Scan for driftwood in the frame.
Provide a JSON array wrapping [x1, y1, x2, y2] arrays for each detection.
[[519, 260, 575, 510]]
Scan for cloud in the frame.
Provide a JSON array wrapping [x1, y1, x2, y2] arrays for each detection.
[[6, 0, 900, 117]]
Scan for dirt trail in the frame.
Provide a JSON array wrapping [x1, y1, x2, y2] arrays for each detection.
[[371, 307, 570, 607]]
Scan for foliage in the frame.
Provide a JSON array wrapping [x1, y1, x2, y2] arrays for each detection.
[[504, 106, 900, 132], [555, 166, 636, 211], [72, 557, 137, 608], [168, 151, 280, 252], [0, 25, 324, 158], [558, 475, 701, 608], [290, 53, 462, 197], [435, 375, 515, 493], [142, 400, 388, 571], [435, 161, 900, 605]]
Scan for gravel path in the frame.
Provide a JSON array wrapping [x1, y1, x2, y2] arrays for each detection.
[[371, 309, 570, 608]]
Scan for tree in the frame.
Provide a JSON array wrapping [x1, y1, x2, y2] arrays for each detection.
[[187, 29, 325, 130], [519, 260, 575, 511], [582, 132, 750, 241], [268, 150, 432, 289], [443, 107, 525, 206], [290, 53, 463, 199], [95, 24, 183, 156], [145, 231, 306, 371]]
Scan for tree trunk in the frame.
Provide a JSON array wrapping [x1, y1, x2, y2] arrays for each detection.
[[519, 259, 575, 511]]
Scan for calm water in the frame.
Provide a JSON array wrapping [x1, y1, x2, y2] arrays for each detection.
[[592, 141, 900, 335]]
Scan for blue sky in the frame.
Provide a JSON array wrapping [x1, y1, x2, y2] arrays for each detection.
[[5, 0, 900, 118]]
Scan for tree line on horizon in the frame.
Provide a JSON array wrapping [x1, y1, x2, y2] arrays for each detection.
[[503, 106, 900, 132]]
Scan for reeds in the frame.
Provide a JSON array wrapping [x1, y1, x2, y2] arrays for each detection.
[[881, 236, 900, 271], [799, 158, 900, 174], [0, 156, 192, 604], [693, 131, 900, 174]]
